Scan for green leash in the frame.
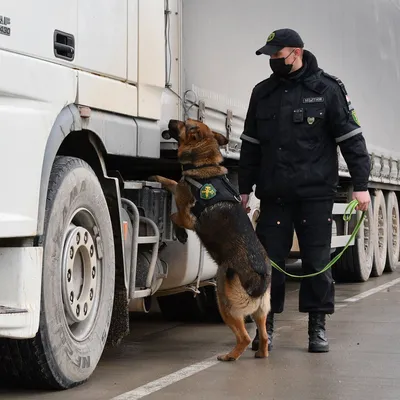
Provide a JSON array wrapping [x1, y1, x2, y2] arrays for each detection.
[[269, 200, 366, 279]]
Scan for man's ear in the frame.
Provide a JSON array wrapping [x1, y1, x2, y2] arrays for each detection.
[[213, 132, 229, 146]]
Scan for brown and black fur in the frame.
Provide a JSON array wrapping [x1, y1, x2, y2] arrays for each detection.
[[150, 119, 271, 361]]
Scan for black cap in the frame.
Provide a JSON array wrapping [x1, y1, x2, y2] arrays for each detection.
[[256, 28, 304, 56]]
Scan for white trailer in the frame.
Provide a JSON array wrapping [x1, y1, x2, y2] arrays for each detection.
[[0, 0, 398, 390]]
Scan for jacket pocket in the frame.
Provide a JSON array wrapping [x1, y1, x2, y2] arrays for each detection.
[[297, 107, 326, 148], [304, 107, 326, 129], [256, 106, 279, 143]]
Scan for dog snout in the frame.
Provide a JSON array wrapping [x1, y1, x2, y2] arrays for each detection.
[[168, 119, 180, 130], [167, 119, 182, 141]]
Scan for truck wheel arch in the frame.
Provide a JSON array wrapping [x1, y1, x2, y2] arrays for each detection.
[[38, 105, 107, 235]]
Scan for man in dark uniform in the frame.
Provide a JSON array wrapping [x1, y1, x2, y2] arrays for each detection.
[[238, 28, 371, 353]]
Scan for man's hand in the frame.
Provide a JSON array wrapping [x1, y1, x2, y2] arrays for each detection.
[[240, 194, 250, 213], [352, 191, 371, 211]]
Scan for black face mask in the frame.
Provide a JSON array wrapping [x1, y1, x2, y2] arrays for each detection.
[[269, 50, 296, 77]]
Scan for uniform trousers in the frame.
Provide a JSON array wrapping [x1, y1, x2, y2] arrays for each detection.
[[255, 198, 335, 314]]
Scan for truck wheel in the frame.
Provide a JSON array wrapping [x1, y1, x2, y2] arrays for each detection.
[[0, 156, 115, 389], [332, 201, 373, 282], [371, 190, 388, 277], [385, 191, 399, 272]]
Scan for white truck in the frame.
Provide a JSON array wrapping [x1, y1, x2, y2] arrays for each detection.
[[0, 0, 399, 390]]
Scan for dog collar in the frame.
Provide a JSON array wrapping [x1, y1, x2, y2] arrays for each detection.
[[181, 163, 219, 172]]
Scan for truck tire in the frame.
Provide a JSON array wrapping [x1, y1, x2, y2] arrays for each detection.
[[332, 201, 374, 282], [0, 156, 115, 390], [371, 189, 388, 277], [385, 191, 399, 272]]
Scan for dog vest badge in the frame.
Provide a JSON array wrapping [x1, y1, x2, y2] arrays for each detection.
[[307, 117, 315, 125], [200, 183, 217, 200]]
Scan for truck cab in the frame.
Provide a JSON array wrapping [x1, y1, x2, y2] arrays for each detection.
[[1, 0, 399, 391]]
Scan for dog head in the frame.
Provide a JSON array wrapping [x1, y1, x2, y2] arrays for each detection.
[[167, 119, 229, 166]]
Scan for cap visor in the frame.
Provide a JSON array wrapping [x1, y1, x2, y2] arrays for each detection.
[[255, 44, 283, 56]]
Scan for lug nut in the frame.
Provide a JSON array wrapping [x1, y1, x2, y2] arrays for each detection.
[[70, 291, 74, 303], [90, 245, 94, 257], [70, 247, 74, 259], [90, 288, 94, 301], [84, 303, 88, 316], [84, 232, 88, 244], [76, 232, 81, 245], [67, 269, 72, 282], [92, 266, 96, 279], [76, 304, 80, 317]]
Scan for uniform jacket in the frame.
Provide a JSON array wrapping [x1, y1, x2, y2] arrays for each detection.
[[238, 50, 371, 201]]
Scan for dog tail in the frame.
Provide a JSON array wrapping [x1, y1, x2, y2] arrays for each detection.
[[226, 267, 269, 298]]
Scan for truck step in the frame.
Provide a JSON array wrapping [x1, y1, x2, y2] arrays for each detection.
[[124, 180, 162, 190], [0, 306, 28, 315]]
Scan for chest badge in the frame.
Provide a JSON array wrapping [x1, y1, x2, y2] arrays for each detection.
[[307, 117, 315, 125], [200, 184, 217, 200]]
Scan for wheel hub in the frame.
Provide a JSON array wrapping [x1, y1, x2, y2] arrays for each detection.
[[62, 226, 98, 324]]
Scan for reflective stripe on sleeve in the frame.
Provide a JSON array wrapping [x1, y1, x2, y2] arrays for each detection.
[[240, 133, 260, 145], [335, 128, 362, 143]]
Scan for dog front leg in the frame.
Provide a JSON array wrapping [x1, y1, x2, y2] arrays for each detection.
[[173, 222, 188, 244], [171, 211, 196, 231], [148, 175, 178, 194]]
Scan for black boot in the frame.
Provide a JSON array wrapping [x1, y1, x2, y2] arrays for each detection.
[[308, 313, 329, 353], [251, 313, 274, 351]]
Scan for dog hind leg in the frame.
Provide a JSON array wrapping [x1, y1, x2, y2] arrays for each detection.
[[251, 307, 269, 359], [217, 307, 251, 361]]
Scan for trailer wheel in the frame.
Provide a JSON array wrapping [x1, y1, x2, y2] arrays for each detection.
[[0, 157, 115, 390], [385, 191, 399, 272], [371, 190, 388, 277], [332, 201, 373, 282]]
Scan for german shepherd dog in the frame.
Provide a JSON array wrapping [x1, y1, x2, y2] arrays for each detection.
[[150, 119, 271, 361]]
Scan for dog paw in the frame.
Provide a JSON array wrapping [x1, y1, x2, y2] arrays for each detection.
[[217, 353, 237, 362], [255, 350, 269, 359], [174, 226, 188, 244], [147, 175, 159, 182]]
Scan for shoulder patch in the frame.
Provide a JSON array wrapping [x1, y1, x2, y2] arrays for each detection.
[[200, 183, 217, 200], [351, 110, 360, 126]]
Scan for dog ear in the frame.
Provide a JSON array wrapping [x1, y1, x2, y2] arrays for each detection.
[[213, 132, 229, 146]]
